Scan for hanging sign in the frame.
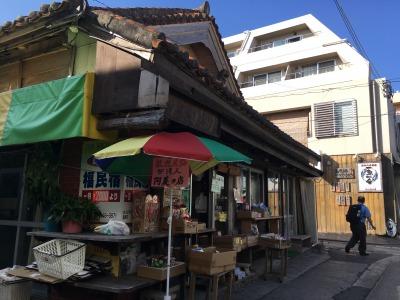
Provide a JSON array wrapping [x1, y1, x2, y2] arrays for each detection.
[[336, 168, 355, 179], [151, 157, 190, 188], [79, 141, 146, 223], [357, 162, 382, 192], [211, 174, 224, 193]]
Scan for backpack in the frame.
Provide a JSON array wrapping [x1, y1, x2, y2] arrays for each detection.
[[346, 204, 361, 224]]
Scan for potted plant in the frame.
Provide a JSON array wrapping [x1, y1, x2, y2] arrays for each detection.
[[25, 143, 62, 231], [48, 195, 102, 233]]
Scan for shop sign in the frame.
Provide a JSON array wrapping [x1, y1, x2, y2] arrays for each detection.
[[357, 162, 382, 192], [151, 157, 189, 188], [79, 141, 146, 223], [336, 168, 355, 179], [211, 174, 224, 193]]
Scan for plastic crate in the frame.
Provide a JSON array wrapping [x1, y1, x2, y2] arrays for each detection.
[[33, 239, 86, 280], [0, 282, 32, 300]]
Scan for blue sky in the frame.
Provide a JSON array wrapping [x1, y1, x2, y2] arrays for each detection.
[[1, 0, 399, 90]]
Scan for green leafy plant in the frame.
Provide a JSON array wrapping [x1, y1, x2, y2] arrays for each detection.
[[48, 195, 103, 224], [26, 143, 62, 209]]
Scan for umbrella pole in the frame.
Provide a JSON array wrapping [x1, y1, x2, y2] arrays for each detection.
[[165, 187, 173, 300]]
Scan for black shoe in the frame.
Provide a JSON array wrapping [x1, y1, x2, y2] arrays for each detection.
[[360, 252, 369, 256], [345, 247, 350, 253]]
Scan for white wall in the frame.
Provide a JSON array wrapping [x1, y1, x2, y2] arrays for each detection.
[[223, 14, 398, 157]]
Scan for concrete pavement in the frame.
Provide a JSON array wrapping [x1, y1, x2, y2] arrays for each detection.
[[231, 236, 400, 300]]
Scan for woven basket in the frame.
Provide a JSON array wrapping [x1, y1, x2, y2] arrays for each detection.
[[33, 239, 86, 280]]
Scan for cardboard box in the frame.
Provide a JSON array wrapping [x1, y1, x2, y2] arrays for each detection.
[[236, 211, 261, 220], [137, 262, 186, 281], [188, 247, 236, 275], [196, 223, 206, 232], [246, 235, 259, 247], [8, 268, 61, 284], [214, 235, 247, 252], [173, 219, 198, 234], [132, 192, 160, 233]]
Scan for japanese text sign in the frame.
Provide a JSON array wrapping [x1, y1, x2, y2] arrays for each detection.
[[151, 157, 190, 188]]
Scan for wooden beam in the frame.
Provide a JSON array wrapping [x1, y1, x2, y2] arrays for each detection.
[[167, 94, 220, 137], [97, 109, 169, 131], [221, 121, 321, 177]]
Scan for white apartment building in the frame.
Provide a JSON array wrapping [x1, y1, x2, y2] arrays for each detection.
[[224, 14, 400, 235]]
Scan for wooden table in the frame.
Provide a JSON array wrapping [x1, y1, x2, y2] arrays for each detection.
[[188, 270, 233, 300], [27, 231, 183, 299]]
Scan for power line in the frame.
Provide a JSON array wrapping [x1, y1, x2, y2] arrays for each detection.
[[246, 81, 375, 100], [332, 0, 381, 79]]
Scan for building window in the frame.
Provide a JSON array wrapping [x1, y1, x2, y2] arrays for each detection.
[[302, 60, 335, 77], [240, 167, 264, 206], [267, 71, 282, 83], [314, 100, 358, 138], [302, 64, 318, 77], [318, 60, 335, 74], [253, 74, 267, 86]]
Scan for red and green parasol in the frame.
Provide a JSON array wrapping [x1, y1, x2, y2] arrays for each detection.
[[93, 132, 251, 182]]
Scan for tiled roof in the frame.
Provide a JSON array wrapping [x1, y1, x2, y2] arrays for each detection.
[[90, 3, 242, 96], [0, 0, 320, 164], [91, 7, 212, 26], [0, 0, 82, 36]]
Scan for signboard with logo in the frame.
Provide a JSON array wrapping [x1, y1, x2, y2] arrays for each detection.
[[336, 168, 355, 179], [79, 141, 146, 223], [357, 162, 382, 192]]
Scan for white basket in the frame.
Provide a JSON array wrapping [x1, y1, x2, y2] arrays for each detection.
[[0, 282, 32, 300], [33, 239, 86, 280]]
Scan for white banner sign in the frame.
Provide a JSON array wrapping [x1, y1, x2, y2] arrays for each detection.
[[79, 141, 146, 223], [357, 162, 382, 192]]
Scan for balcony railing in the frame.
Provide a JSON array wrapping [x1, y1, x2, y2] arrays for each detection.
[[239, 63, 348, 88], [248, 32, 314, 53]]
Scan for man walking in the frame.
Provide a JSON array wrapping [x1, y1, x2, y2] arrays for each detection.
[[345, 195, 376, 256]]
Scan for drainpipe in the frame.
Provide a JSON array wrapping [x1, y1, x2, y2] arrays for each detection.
[[372, 80, 380, 154]]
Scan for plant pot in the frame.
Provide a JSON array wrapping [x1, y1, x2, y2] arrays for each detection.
[[44, 220, 61, 232], [62, 220, 82, 234]]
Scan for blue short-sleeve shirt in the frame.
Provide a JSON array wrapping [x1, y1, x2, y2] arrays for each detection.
[[360, 204, 371, 223]]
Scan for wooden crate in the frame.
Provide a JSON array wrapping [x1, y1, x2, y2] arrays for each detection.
[[173, 220, 198, 234], [137, 262, 186, 281]]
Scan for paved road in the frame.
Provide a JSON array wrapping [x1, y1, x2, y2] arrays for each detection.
[[366, 262, 400, 300], [236, 240, 400, 300]]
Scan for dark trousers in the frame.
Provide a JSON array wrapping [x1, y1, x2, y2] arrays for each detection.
[[346, 223, 367, 254]]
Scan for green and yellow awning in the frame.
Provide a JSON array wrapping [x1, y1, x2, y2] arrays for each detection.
[[0, 73, 112, 146]]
